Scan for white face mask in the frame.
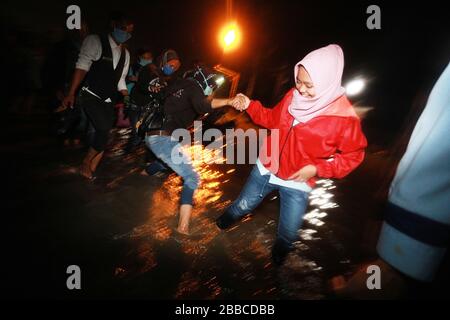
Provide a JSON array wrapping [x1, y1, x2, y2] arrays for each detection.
[[197, 67, 215, 96], [203, 86, 213, 96]]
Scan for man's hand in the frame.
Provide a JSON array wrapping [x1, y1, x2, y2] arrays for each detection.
[[148, 84, 162, 93], [123, 95, 131, 106], [135, 119, 143, 129], [288, 165, 317, 182], [122, 95, 131, 119], [63, 69, 88, 108], [54, 105, 68, 113], [62, 94, 75, 108]]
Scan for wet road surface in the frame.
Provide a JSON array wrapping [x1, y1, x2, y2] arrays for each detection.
[[2, 111, 416, 299]]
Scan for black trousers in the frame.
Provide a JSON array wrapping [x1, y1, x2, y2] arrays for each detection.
[[80, 91, 115, 152], [125, 103, 143, 150]]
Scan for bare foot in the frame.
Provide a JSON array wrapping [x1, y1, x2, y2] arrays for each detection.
[[140, 169, 149, 176], [172, 227, 202, 241], [89, 151, 104, 174], [79, 163, 93, 180], [175, 227, 190, 236]]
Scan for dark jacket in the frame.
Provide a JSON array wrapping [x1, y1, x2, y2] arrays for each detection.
[[162, 78, 213, 134], [130, 63, 163, 106], [85, 35, 126, 102]]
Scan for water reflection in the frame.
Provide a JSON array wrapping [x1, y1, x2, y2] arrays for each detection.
[[111, 128, 342, 299], [115, 139, 233, 261], [303, 179, 339, 227]]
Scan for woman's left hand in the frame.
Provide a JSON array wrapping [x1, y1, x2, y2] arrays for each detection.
[[288, 165, 317, 182]]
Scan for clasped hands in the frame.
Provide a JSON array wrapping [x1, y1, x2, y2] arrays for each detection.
[[228, 93, 250, 112]]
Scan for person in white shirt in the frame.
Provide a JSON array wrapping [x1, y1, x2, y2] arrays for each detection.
[[62, 14, 133, 180]]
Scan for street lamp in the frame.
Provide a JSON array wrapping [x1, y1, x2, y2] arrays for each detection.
[[219, 22, 241, 53]]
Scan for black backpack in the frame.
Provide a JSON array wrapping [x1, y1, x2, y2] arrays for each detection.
[[135, 79, 199, 137], [136, 97, 166, 138]]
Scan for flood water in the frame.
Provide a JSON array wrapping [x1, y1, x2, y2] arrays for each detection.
[[3, 110, 432, 299]]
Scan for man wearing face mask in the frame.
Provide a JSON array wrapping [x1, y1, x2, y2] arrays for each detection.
[[126, 47, 153, 94], [62, 13, 133, 180], [131, 49, 180, 108], [143, 62, 235, 237], [124, 47, 154, 151]]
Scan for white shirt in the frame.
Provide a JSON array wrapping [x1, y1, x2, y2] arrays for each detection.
[[256, 119, 312, 193], [75, 34, 130, 93]]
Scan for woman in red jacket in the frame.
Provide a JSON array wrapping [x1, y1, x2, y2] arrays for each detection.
[[216, 44, 368, 265]]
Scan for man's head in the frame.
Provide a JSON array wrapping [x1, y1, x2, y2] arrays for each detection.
[[110, 13, 134, 44], [160, 49, 181, 76], [138, 47, 153, 66]]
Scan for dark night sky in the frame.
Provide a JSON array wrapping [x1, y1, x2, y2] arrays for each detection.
[[2, 0, 450, 132]]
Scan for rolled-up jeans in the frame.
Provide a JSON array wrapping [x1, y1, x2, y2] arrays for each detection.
[[145, 135, 200, 205]]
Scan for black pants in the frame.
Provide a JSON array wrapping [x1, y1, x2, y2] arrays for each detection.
[[80, 92, 115, 152], [125, 103, 143, 150]]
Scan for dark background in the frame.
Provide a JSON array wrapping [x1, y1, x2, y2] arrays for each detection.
[[2, 0, 449, 138], [1, 0, 449, 301]]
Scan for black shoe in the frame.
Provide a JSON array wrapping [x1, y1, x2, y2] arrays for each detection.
[[271, 239, 291, 266], [145, 161, 170, 177], [216, 210, 239, 230]]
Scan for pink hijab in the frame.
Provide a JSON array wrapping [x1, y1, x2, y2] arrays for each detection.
[[288, 44, 346, 123]]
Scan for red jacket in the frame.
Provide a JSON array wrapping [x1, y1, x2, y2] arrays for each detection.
[[246, 88, 367, 187]]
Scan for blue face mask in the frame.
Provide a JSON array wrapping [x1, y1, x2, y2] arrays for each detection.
[[162, 64, 175, 76], [139, 58, 152, 67], [112, 27, 131, 44]]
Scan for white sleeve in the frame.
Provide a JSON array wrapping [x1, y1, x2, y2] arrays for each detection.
[[75, 35, 102, 72], [117, 49, 130, 92]]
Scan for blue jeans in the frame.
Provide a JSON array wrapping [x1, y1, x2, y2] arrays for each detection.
[[145, 160, 170, 176], [228, 165, 309, 249], [145, 135, 199, 205]]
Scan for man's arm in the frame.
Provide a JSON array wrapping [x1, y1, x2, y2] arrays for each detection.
[[211, 98, 232, 109], [62, 69, 88, 107], [62, 35, 101, 107], [117, 50, 130, 96]]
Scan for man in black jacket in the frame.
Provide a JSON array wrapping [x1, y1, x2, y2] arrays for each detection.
[[143, 61, 238, 236]]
